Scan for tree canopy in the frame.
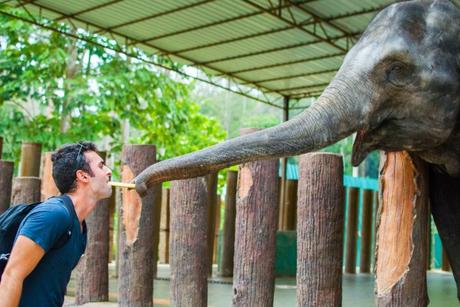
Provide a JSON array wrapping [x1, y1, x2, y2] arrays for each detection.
[[0, 9, 225, 175]]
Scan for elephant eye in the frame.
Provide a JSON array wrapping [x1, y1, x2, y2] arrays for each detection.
[[386, 62, 414, 87]]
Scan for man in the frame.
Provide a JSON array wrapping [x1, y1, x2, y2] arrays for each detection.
[[0, 141, 112, 307]]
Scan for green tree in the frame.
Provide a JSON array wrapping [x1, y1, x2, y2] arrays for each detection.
[[0, 9, 225, 173]]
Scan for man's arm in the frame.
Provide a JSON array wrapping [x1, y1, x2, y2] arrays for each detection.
[[0, 235, 45, 307]]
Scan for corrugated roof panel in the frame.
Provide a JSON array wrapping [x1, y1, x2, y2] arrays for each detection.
[[209, 41, 338, 72], [307, 0, 394, 19], [237, 56, 343, 82], [38, 0, 104, 15], [259, 70, 337, 89], [334, 13, 379, 33], [78, 0, 189, 29], [117, 0, 255, 42], [154, 16, 304, 55], [24, 5, 62, 20], [179, 31, 318, 63], [9, 0, 445, 102]]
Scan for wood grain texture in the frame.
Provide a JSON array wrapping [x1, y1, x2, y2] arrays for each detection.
[[219, 170, 237, 277], [296, 153, 344, 307], [19, 142, 41, 177], [0, 160, 14, 213], [41, 152, 59, 200], [170, 177, 208, 307], [118, 144, 158, 307], [376, 151, 428, 307], [11, 176, 41, 205], [232, 158, 279, 307]]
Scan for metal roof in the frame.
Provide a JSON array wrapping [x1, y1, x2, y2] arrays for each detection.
[[3, 0, 456, 109]]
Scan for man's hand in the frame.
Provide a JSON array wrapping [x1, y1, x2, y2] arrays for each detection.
[[0, 235, 45, 307]]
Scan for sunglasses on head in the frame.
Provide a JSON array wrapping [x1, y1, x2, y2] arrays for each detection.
[[75, 142, 85, 171]]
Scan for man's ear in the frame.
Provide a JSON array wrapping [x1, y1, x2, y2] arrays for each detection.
[[75, 170, 90, 183]]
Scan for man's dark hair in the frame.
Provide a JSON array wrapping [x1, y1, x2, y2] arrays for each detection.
[[51, 141, 97, 194]]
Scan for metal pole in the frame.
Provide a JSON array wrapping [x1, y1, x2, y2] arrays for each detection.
[[279, 97, 289, 229]]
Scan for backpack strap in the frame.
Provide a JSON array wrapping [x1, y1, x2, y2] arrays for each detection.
[[50, 195, 74, 250]]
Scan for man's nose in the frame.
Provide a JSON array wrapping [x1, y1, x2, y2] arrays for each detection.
[[105, 166, 112, 176]]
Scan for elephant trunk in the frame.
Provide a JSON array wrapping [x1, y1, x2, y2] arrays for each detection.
[[134, 82, 364, 194]]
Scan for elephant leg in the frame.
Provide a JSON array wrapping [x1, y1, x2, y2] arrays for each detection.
[[429, 166, 460, 300]]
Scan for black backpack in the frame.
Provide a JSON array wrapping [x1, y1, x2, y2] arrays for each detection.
[[0, 195, 73, 281]]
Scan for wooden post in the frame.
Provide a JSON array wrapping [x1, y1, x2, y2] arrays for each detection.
[[159, 188, 170, 264], [232, 129, 279, 306], [170, 177, 208, 307], [11, 177, 41, 205], [41, 152, 60, 200], [219, 170, 237, 277], [345, 187, 359, 274], [283, 179, 298, 230], [75, 152, 109, 304], [206, 172, 218, 276], [0, 160, 14, 214], [0, 137, 3, 159], [296, 153, 344, 306], [441, 247, 451, 272], [152, 183, 162, 277], [213, 195, 221, 264], [118, 144, 159, 307], [108, 187, 116, 262], [360, 189, 374, 273], [19, 142, 41, 177], [375, 151, 429, 306]]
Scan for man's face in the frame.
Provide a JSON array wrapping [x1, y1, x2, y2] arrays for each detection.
[[83, 151, 113, 200]]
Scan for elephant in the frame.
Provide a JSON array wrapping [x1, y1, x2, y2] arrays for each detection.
[[134, 0, 460, 299]]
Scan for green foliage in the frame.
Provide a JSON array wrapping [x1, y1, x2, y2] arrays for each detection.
[[0, 10, 226, 176]]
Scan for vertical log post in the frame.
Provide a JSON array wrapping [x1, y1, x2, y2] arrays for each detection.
[[0, 137, 3, 159], [108, 187, 116, 263], [283, 179, 298, 230], [152, 183, 162, 277], [11, 177, 41, 205], [159, 188, 170, 264], [206, 172, 218, 276], [75, 152, 109, 304], [345, 187, 359, 274], [41, 152, 60, 200], [360, 189, 374, 273], [297, 153, 344, 306], [233, 127, 279, 307], [0, 160, 14, 214], [213, 195, 221, 264], [170, 177, 208, 307], [19, 142, 41, 177], [219, 170, 237, 277], [118, 144, 158, 307], [441, 247, 451, 272], [375, 151, 429, 306]]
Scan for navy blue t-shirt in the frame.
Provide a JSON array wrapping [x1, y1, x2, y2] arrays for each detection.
[[15, 195, 87, 307]]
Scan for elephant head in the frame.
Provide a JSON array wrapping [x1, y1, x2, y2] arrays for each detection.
[[134, 0, 460, 193]]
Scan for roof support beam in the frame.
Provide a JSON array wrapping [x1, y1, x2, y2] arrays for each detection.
[[267, 82, 331, 94], [142, 6, 383, 56], [96, 0, 214, 34], [196, 31, 358, 66], [242, 0, 346, 52], [286, 0, 354, 37], [226, 52, 344, 75], [245, 68, 338, 84], [135, 0, 313, 44], [54, 0, 122, 22]]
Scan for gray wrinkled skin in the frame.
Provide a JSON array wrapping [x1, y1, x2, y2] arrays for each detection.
[[135, 0, 460, 190]]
